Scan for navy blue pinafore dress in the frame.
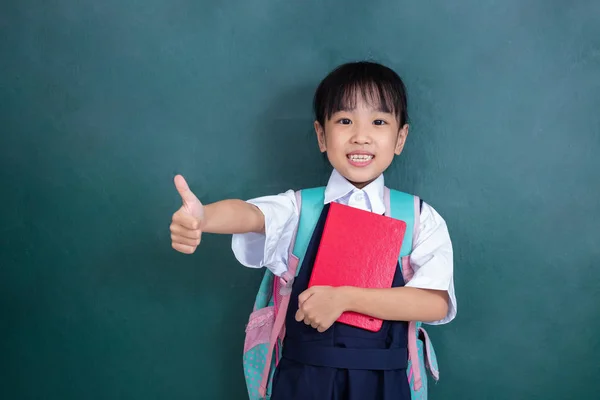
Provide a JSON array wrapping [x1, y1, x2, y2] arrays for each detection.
[[270, 204, 411, 400]]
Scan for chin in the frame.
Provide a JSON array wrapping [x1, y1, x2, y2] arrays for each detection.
[[340, 170, 380, 188]]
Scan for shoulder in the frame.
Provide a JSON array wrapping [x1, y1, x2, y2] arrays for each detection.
[[386, 188, 443, 217], [387, 190, 450, 236], [296, 186, 326, 198], [418, 200, 451, 246], [294, 186, 325, 207], [297, 186, 326, 192], [247, 186, 326, 209], [386, 187, 420, 213]]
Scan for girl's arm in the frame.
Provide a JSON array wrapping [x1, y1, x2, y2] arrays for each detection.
[[203, 200, 265, 234], [341, 286, 449, 323], [296, 285, 449, 332]]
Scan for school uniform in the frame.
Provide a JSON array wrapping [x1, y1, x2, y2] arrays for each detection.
[[232, 169, 456, 399]]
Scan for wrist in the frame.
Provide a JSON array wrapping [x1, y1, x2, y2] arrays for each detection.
[[200, 203, 212, 231], [338, 286, 359, 312]]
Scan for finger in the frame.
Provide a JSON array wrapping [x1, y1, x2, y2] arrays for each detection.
[[298, 288, 315, 305], [303, 316, 312, 326], [172, 211, 200, 230], [171, 234, 201, 247], [295, 309, 304, 322], [317, 325, 327, 333], [170, 223, 201, 239], [311, 321, 319, 329], [174, 175, 201, 207], [172, 242, 196, 254]]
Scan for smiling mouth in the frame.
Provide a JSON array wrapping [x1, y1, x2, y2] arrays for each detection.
[[347, 154, 374, 162]]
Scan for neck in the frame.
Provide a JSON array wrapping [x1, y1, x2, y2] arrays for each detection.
[[349, 178, 374, 189]]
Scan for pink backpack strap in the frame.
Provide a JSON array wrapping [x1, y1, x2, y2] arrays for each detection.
[[258, 190, 302, 398], [383, 188, 420, 278], [386, 188, 425, 391], [407, 195, 423, 390]]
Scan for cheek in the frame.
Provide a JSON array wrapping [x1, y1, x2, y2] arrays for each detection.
[[324, 130, 346, 150], [376, 134, 402, 157], [378, 132, 398, 146]]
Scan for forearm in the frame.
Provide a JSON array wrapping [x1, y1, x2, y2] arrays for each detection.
[[203, 200, 265, 234], [342, 286, 449, 322]]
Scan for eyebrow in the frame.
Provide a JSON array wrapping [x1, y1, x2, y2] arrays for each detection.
[[335, 105, 394, 113]]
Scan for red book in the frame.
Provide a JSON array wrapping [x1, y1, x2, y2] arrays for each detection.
[[307, 202, 407, 332]]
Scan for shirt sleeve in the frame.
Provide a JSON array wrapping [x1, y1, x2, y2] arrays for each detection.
[[231, 190, 299, 277], [405, 201, 457, 325]]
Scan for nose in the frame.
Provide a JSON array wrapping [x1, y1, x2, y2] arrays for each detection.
[[350, 127, 372, 145]]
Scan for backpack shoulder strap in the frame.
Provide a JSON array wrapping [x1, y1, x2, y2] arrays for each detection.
[[386, 187, 437, 393], [289, 187, 325, 276], [258, 186, 326, 397], [384, 187, 419, 257]]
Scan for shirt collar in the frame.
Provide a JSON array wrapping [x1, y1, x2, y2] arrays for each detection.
[[323, 169, 386, 214]]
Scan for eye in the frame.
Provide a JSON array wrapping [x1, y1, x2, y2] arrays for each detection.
[[373, 119, 387, 126], [337, 118, 352, 125]]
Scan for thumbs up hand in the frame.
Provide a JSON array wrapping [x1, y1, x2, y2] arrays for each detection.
[[171, 175, 204, 254]]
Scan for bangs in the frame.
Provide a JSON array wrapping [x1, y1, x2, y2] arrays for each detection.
[[326, 81, 400, 118], [313, 61, 408, 126]]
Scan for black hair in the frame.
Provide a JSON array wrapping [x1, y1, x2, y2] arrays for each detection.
[[313, 61, 409, 127]]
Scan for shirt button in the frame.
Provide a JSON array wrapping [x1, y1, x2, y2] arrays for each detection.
[[355, 193, 364, 201]]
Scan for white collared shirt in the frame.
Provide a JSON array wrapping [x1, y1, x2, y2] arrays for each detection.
[[231, 169, 457, 325]]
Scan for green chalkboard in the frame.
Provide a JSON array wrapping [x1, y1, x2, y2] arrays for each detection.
[[1, 0, 599, 399]]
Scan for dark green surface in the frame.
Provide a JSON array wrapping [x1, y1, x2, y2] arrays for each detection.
[[1, 1, 599, 399]]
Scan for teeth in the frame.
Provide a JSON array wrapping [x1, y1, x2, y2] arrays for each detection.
[[349, 154, 373, 162]]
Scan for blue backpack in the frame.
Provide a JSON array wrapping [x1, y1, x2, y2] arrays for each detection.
[[242, 187, 440, 399]]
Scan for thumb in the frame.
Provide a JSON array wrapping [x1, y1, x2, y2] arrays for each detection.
[[298, 288, 315, 306], [174, 175, 203, 215]]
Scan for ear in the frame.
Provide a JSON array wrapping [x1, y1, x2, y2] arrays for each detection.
[[394, 124, 409, 155], [314, 121, 327, 152]]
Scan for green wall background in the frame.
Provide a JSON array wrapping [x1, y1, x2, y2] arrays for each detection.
[[1, 0, 599, 398]]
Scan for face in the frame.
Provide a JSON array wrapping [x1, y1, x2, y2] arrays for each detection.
[[315, 96, 408, 188]]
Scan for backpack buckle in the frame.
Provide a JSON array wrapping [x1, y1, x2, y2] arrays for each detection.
[[279, 272, 294, 296]]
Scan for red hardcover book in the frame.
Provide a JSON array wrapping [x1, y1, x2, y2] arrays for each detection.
[[307, 202, 407, 332]]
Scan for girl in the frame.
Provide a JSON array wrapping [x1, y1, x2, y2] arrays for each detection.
[[169, 61, 456, 399]]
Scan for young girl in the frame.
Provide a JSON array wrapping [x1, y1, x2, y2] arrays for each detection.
[[169, 61, 456, 399]]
